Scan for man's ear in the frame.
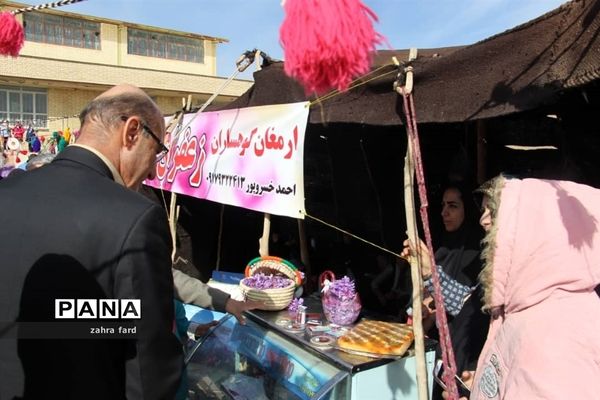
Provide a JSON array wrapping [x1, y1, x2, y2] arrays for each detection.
[[121, 117, 141, 149]]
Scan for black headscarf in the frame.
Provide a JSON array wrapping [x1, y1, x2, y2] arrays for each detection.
[[434, 183, 483, 286]]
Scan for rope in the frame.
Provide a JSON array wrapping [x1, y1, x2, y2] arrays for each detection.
[[159, 188, 169, 216], [165, 49, 264, 146], [10, 0, 86, 15], [303, 212, 407, 261], [400, 87, 460, 400], [169, 67, 244, 144], [308, 64, 396, 107]]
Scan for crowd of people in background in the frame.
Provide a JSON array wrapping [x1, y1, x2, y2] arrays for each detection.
[[0, 119, 77, 179]]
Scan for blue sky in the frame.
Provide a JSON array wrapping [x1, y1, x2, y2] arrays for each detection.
[[64, 0, 567, 80]]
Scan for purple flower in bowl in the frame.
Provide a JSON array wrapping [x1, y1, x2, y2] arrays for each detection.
[[287, 297, 304, 316], [321, 276, 361, 326]]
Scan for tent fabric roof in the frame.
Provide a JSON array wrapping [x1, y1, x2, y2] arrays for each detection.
[[219, 0, 600, 125]]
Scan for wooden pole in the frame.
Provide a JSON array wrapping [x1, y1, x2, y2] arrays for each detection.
[[297, 219, 311, 276], [404, 138, 429, 400], [258, 214, 271, 257], [169, 193, 178, 262], [255, 49, 262, 71]]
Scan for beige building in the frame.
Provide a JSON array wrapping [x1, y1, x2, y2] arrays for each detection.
[[0, 1, 253, 133]]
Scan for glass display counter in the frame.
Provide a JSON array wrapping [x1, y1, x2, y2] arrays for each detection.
[[185, 303, 436, 400], [186, 314, 348, 399]]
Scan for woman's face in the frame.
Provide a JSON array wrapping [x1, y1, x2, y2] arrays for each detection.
[[441, 188, 465, 232], [479, 195, 493, 232]]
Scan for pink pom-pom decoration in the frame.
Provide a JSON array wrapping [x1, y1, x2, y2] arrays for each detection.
[[0, 12, 24, 57], [280, 0, 385, 95]]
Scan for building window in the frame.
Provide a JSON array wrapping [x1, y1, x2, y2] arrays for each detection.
[[23, 12, 101, 50], [0, 87, 48, 128], [127, 28, 204, 63]]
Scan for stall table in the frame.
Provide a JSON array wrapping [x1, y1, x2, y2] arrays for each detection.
[[185, 299, 436, 400]]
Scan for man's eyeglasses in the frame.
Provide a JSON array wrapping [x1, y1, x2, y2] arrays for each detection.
[[120, 116, 169, 163]]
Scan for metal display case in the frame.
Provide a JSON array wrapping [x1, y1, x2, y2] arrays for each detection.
[[185, 304, 436, 400]]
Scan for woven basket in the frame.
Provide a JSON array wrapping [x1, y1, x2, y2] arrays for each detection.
[[245, 256, 302, 286], [240, 279, 296, 311]]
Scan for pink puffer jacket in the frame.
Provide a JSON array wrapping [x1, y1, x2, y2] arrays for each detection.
[[470, 178, 600, 399]]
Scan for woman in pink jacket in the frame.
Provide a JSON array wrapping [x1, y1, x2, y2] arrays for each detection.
[[469, 177, 600, 399]]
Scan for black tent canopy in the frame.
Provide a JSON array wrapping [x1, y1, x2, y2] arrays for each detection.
[[219, 0, 600, 125]]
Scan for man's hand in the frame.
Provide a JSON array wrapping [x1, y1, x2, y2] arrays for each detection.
[[194, 321, 219, 338], [225, 298, 263, 325], [401, 238, 433, 278]]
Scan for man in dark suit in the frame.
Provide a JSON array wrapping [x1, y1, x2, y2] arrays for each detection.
[[0, 84, 182, 399]]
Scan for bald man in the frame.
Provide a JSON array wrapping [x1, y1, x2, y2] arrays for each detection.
[[0, 84, 182, 400]]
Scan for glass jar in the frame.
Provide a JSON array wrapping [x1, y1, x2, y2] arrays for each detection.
[[321, 291, 361, 326]]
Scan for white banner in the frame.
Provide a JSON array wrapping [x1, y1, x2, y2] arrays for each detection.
[[145, 102, 309, 219]]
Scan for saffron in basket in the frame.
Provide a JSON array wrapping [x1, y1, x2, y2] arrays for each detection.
[[242, 273, 293, 289]]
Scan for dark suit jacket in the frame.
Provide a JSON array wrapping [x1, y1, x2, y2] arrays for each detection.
[[0, 146, 182, 400]]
